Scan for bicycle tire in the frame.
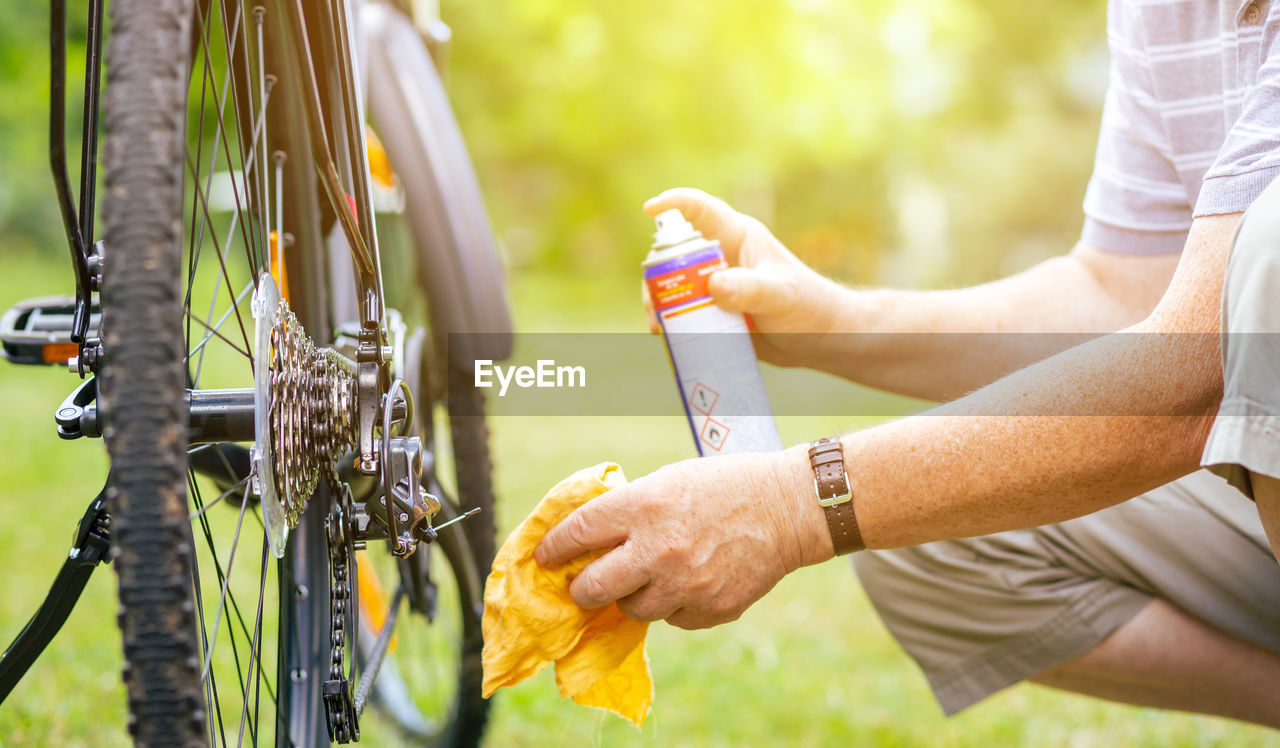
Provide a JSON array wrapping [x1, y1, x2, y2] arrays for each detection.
[[100, 0, 204, 742], [440, 401, 495, 747], [446, 369, 497, 589], [359, 339, 495, 745], [428, 367, 496, 746], [102, 0, 350, 743]]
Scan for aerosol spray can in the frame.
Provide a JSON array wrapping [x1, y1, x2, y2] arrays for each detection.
[[644, 209, 783, 455]]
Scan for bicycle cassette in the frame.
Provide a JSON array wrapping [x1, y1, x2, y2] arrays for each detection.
[[252, 273, 359, 557]]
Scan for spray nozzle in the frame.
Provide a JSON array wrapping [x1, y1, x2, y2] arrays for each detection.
[[652, 208, 701, 250]]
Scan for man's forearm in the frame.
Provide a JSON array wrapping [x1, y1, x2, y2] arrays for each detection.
[[850, 330, 1215, 548], [802, 246, 1179, 401], [779, 216, 1234, 558]]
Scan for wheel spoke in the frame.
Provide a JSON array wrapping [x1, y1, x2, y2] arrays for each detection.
[[186, 279, 255, 364], [200, 476, 254, 683], [189, 475, 252, 523], [235, 536, 270, 747], [185, 307, 253, 362], [189, 475, 246, 748], [188, 507, 225, 748], [184, 10, 216, 371], [187, 2, 254, 371], [354, 583, 407, 715], [184, 125, 277, 366], [185, 2, 241, 359], [254, 7, 271, 256], [202, 529, 281, 716], [192, 258, 226, 386], [192, 0, 265, 274], [183, 66, 276, 287], [189, 474, 282, 725]]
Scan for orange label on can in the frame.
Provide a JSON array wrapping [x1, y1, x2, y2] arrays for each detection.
[[645, 254, 727, 314]]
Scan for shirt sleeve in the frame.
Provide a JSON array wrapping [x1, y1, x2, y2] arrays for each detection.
[[1081, 82, 1194, 255], [1194, 3, 1280, 217]]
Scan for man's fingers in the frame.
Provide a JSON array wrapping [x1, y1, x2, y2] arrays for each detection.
[[568, 545, 650, 610], [535, 492, 630, 567], [643, 188, 750, 259], [667, 608, 717, 630], [707, 267, 782, 315], [616, 584, 680, 623], [641, 279, 660, 334]]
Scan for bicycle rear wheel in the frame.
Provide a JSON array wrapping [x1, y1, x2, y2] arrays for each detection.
[[102, 0, 360, 743], [103, 0, 505, 743]]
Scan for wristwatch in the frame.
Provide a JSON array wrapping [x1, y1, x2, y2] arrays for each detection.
[[808, 437, 864, 555]]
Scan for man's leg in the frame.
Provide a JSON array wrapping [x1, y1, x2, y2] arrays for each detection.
[[1254, 476, 1280, 565], [1201, 179, 1280, 569], [1032, 598, 1280, 727], [853, 470, 1280, 719]]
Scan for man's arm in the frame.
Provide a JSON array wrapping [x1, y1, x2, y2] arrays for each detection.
[[644, 190, 1181, 401], [537, 213, 1236, 630], [818, 213, 1233, 547], [821, 244, 1180, 400]]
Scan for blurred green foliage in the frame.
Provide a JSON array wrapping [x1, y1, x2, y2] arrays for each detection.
[[441, 0, 1107, 285], [0, 2, 88, 253], [2, 0, 1106, 289]]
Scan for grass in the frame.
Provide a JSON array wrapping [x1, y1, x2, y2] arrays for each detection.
[[0, 252, 1276, 746]]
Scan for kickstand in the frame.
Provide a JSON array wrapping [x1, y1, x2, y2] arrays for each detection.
[[0, 483, 110, 704]]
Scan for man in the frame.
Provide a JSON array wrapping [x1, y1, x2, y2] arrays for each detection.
[[536, 0, 1280, 727]]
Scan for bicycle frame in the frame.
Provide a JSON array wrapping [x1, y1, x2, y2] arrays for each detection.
[[49, 0, 104, 358]]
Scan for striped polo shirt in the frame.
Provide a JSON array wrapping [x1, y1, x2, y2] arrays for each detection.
[[1082, 0, 1280, 254]]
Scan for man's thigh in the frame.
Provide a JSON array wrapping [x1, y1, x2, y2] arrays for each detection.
[[853, 470, 1280, 715]]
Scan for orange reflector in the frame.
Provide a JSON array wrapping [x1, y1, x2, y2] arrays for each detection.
[[42, 342, 79, 365], [365, 126, 397, 189], [344, 193, 359, 228], [356, 551, 399, 653], [268, 230, 290, 304]]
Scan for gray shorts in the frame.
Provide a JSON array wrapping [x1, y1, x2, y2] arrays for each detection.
[[853, 470, 1280, 715], [1202, 176, 1280, 495]]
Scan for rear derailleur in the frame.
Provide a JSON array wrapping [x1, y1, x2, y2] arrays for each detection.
[[323, 391, 471, 743]]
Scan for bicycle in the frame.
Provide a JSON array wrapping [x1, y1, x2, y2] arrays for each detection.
[[0, 0, 512, 744]]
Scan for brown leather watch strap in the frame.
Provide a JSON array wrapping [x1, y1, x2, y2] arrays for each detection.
[[808, 438, 865, 555]]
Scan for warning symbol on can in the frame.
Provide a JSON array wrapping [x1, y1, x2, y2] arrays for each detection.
[[689, 382, 719, 416], [700, 417, 729, 452]]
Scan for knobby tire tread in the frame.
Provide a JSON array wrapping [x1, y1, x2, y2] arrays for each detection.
[[101, 0, 205, 744], [443, 367, 495, 747]]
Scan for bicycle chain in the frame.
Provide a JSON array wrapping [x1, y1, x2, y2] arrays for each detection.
[[324, 489, 359, 743]]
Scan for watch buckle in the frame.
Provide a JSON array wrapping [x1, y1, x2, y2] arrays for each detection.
[[815, 477, 852, 508]]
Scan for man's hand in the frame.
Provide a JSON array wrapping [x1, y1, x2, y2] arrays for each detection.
[[534, 449, 830, 630], [643, 188, 852, 367]]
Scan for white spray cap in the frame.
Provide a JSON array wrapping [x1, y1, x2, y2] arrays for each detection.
[[651, 208, 701, 250]]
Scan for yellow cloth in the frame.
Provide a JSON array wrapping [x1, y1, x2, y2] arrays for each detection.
[[481, 462, 652, 727]]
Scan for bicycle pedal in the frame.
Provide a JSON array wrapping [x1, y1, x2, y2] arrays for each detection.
[[1, 296, 101, 366]]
